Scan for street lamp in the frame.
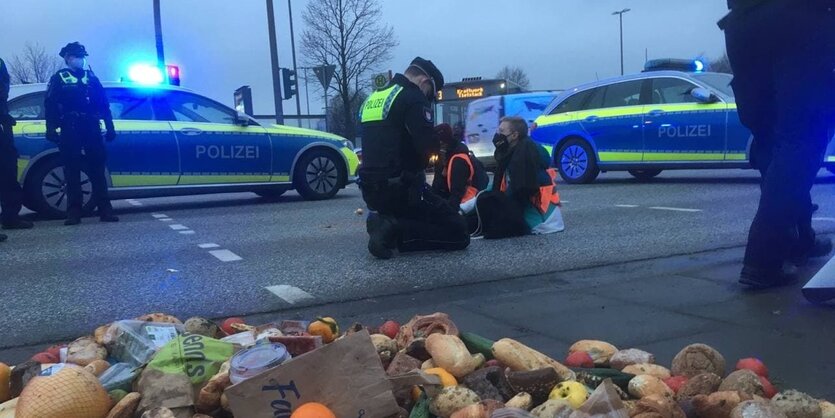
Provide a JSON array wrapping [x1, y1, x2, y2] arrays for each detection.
[[612, 8, 631, 76], [153, 0, 165, 69]]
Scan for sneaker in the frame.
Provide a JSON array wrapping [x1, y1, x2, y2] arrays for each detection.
[[1, 219, 34, 230], [64, 217, 82, 226], [367, 215, 398, 260], [100, 214, 120, 223], [0, 233, 7, 242], [739, 265, 799, 289]]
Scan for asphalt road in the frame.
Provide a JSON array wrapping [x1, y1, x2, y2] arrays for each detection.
[[2, 168, 835, 350]]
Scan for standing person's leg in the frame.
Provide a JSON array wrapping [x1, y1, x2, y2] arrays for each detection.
[[0, 129, 25, 227], [60, 130, 84, 224], [742, 2, 833, 284], [82, 125, 115, 220]]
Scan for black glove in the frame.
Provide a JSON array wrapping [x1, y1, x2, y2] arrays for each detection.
[[46, 130, 60, 143], [105, 130, 117, 142]]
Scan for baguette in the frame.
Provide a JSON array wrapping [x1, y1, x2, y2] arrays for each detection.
[[492, 338, 575, 381]]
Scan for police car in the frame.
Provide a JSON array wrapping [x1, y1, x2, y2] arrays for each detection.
[[531, 59, 835, 184], [8, 81, 359, 218]]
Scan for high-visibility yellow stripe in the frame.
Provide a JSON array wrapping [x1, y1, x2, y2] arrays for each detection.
[[536, 103, 731, 128], [598, 152, 643, 162], [178, 174, 270, 185], [270, 175, 291, 182], [111, 175, 180, 187], [17, 158, 28, 181], [541, 145, 553, 156], [114, 121, 172, 132], [726, 153, 747, 161], [341, 146, 360, 176], [643, 152, 725, 161], [827, 156, 835, 162], [266, 124, 345, 142]]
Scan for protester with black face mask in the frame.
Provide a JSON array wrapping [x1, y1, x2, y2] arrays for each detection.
[[357, 57, 470, 259], [472, 117, 564, 239]]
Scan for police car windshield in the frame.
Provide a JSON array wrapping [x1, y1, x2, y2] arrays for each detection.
[[692, 73, 734, 98]]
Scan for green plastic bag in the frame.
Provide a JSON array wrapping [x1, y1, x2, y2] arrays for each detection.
[[136, 335, 237, 417]]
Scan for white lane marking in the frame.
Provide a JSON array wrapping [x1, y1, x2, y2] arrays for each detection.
[[169, 224, 189, 231], [209, 249, 243, 262], [198, 243, 220, 249], [649, 206, 703, 213], [265, 285, 315, 304], [814, 217, 835, 222], [615, 204, 640, 208], [159, 218, 173, 222], [152, 214, 168, 219], [179, 230, 195, 235], [126, 199, 142, 206]]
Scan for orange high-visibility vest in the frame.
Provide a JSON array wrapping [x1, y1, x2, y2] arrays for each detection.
[[500, 168, 561, 214], [447, 154, 479, 204]]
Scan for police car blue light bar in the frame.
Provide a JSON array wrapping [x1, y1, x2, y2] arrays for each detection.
[[127, 64, 165, 85], [644, 59, 706, 73]]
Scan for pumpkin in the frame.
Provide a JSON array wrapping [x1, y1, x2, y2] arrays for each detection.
[[308, 317, 339, 343], [291, 402, 337, 418], [16, 367, 111, 418]]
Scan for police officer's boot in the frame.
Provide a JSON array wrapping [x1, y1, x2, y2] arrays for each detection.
[[367, 213, 398, 260]]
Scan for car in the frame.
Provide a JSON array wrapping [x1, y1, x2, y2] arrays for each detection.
[[530, 61, 835, 184], [7, 82, 359, 218]]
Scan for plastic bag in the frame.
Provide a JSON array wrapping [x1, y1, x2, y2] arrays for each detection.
[[105, 320, 184, 366], [98, 362, 141, 392]]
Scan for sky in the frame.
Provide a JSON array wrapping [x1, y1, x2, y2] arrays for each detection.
[[0, 0, 730, 117]]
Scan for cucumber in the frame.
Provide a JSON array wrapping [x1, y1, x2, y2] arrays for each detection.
[[409, 394, 430, 418], [571, 368, 635, 390], [460, 332, 495, 360]]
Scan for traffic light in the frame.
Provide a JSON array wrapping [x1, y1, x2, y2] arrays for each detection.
[[281, 68, 297, 100], [166, 65, 181, 86]]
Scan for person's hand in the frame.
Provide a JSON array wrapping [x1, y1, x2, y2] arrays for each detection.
[[105, 130, 117, 142], [46, 130, 60, 143]]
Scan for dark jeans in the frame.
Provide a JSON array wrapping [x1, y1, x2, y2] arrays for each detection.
[[58, 120, 112, 218], [361, 181, 470, 253], [724, 0, 835, 271], [0, 122, 23, 224]]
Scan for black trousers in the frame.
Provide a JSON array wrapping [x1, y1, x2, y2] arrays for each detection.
[[724, 0, 835, 271], [361, 181, 470, 253], [0, 122, 23, 225], [58, 120, 112, 218]]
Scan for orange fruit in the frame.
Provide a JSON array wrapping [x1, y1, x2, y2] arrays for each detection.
[[308, 317, 339, 343], [291, 402, 336, 418]]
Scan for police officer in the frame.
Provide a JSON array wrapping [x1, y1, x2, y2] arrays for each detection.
[[45, 42, 118, 225], [1, 57, 34, 243], [359, 57, 470, 259], [720, 0, 835, 287]]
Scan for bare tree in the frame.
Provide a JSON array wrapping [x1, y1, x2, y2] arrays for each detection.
[[496, 66, 531, 91], [301, 0, 398, 140], [328, 90, 367, 139], [709, 53, 733, 74], [8, 42, 62, 84]]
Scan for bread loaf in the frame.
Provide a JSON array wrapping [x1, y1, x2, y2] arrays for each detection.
[[426, 334, 479, 378], [492, 339, 575, 381]]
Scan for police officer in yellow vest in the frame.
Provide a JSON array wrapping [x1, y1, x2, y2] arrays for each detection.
[[1, 57, 35, 243], [359, 57, 470, 259], [45, 42, 118, 226]]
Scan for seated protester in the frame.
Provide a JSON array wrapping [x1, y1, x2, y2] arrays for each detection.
[[431, 123, 489, 210], [474, 116, 564, 239]]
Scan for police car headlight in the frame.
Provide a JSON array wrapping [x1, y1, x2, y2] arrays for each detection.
[[342, 140, 355, 151]]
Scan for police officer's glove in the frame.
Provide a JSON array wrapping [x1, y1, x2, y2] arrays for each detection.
[[105, 130, 117, 142], [46, 130, 60, 144]]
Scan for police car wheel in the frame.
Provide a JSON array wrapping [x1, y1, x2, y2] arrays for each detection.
[[294, 149, 344, 201], [628, 169, 663, 181], [556, 138, 599, 184], [25, 158, 96, 219]]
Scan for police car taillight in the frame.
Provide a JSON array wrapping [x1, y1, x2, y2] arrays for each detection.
[[166, 65, 181, 86]]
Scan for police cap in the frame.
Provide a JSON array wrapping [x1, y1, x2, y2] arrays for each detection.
[[59, 42, 88, 58], [409, 57, 444, 91]]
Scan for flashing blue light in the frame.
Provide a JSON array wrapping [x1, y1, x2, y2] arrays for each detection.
[[127, 64, 164, 85], [694, 60, 705, 72]]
